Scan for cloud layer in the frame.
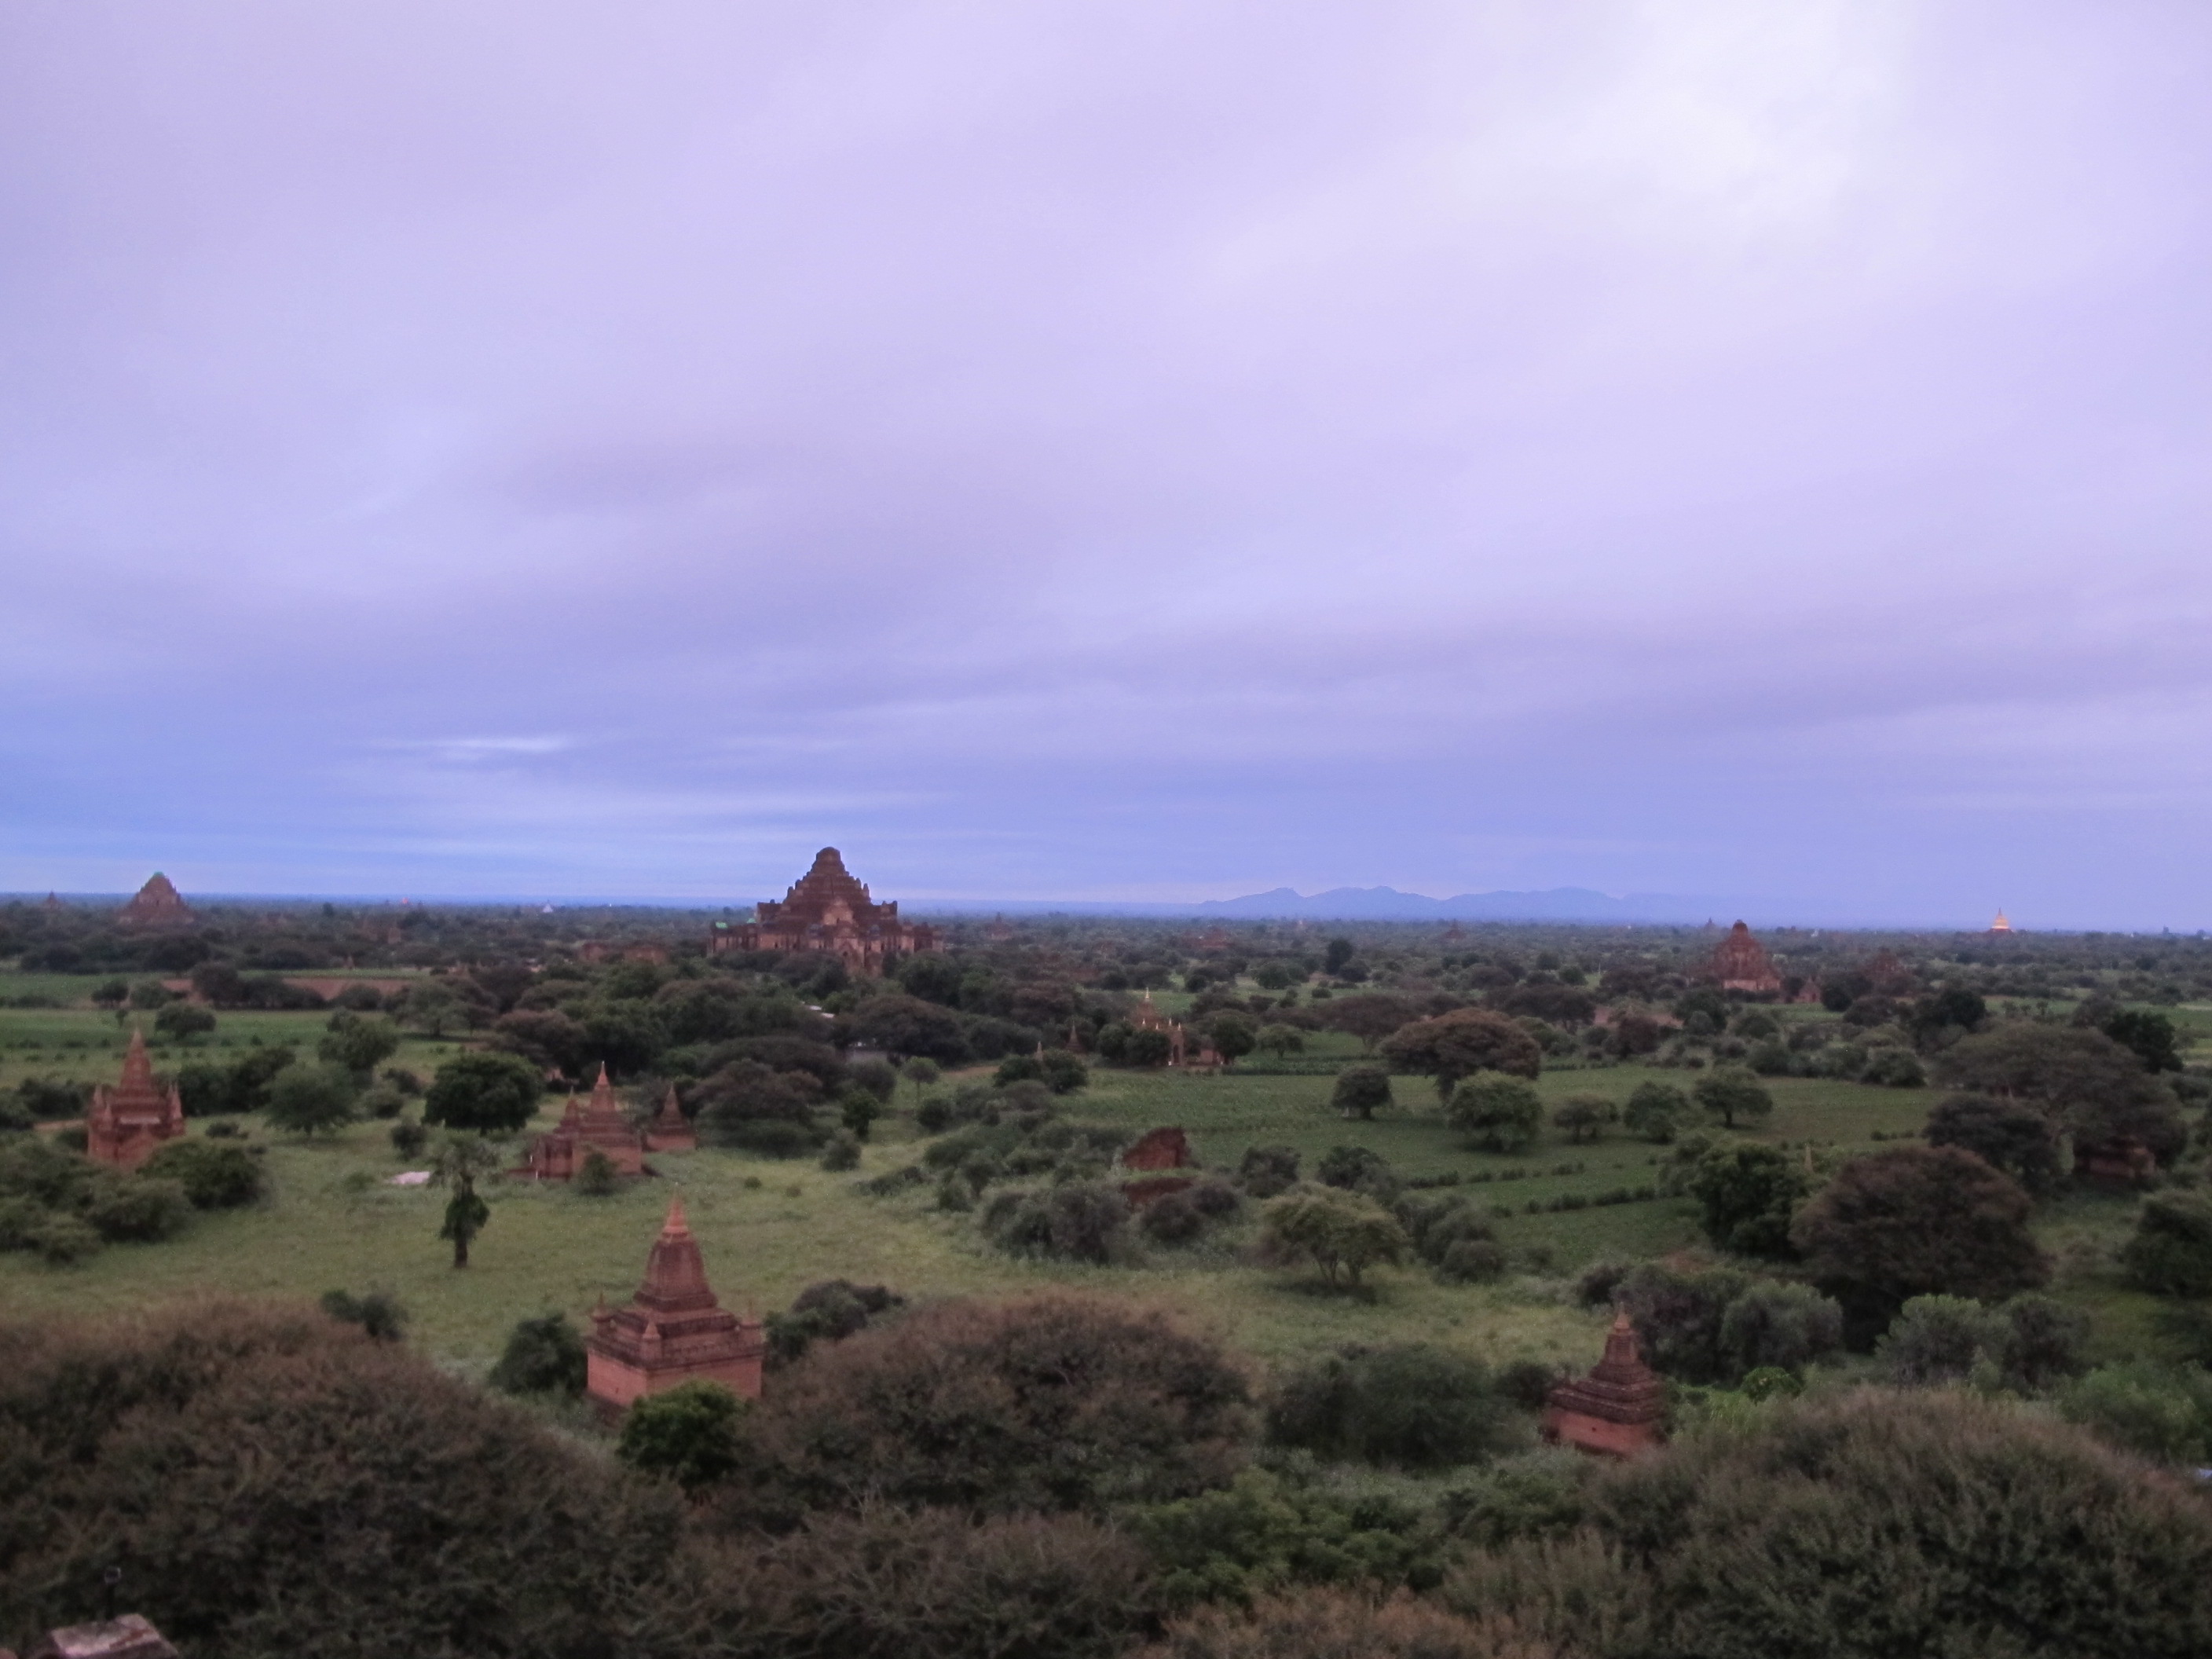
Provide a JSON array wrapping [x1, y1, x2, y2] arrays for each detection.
[[3, 2, 2208, 925]]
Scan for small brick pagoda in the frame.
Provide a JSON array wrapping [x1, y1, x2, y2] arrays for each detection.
[[1129, 993, 1189, 1065], [117, 872, 193, 928], [86, 1030, 185, 1169], [525, 1064, 645, 1181], [1541, 1310, 1667, 1457], [587, 1196, 765, 1415], [708, 847, 940, 976], [1705, 921, 1782, 994], [644, 1085, 695, 1152]]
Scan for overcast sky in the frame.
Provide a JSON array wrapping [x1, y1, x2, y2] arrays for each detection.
[[3, 2, 2207, 927]]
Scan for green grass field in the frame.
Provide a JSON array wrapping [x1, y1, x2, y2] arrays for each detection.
[[0, 987, 2176, 1381]]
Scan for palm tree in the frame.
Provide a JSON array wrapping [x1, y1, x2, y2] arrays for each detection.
[[429, 1132, 505, 1268]]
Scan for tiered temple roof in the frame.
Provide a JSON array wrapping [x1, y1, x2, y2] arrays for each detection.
[[525, 1064, 645, 1181], [117, 873, 193, 928], [708, 848, 940, 976], [1541, 1311, 1667, 1457], [88, 1029, 185, 1169], [587, 1196, 764, 1414], [1705, 921, 1782, 994], [644, 1085, 695, 1152]]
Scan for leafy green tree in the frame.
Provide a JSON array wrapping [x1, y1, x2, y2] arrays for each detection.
[[1122, 1027, 1173, 1068], [264, 1065, 357, 1136], [850, 993, 971, 1063], [1331, 1064, 1393, 1120], [1622, 1080, 1688, 1143], [1259, 1187, 1412, 1288], [320, 1289, 408, 1342], [1692, 1066, 1773, 1129], [1209, 1012, 1258, 1069], [1551, 1093, 1616, 1144], [1265, 1345, 1512, 1468], [1256, 1023, 1305, 1059], [394, 980, 464, 1037], [424, 1051, 544, 1134], [838, 1087, 881, 1141], [2122, 1192, 2212, 1297], [1716, 1280, 1843, 1379], [900, 1056, 941, 1101], [2060, 1361, 2212, 1466], [1239, 1144, 1302, 1197], [153, 1003, 216, 1045], [319, 1012, 401, 1076], [142, 1139, 263, 1209], [1878, 1294, 2008, 1386], [617, 1379, 750, 1493], [430, 1133, 504, 1268], [1445, 1071, 1544, 1153], [1792, 1146, 2049, 1339], [1038, 1047, 1090, 1093], [1936, 1023, 2185, 1164], [489, 1312, 588, 1397], [1924, 1092, 2066, 1196], [1686, 1142, 1811, 1258], [1324, 938, 1357, 976], [2102, 1009, 2183, 1073], [1320, 994, 1415, 1052], [1381, 1009, 1542, 1101]]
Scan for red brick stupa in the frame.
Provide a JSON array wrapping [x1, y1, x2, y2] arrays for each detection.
[[708, 847, 940, 976], [1705, 921, 1782, 994], [117, 872, 194, 928], [644, 1085, 695, 1152], [525, 1064, 645, 1181], [1540, 1310, 1667, 1457], [586, 1196, 765, 1415], [87, 1029, 186, 1169]]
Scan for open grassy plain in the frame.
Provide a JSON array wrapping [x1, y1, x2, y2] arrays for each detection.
[[0, 978, 2180, 1380]]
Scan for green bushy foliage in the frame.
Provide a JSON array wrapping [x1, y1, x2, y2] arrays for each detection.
[[1127, 1468, 1440, 1607], [1683, 1141, 1811, 1258], [723, 1293, 1251, 1521], [1448, 1388, 2212, 1658], [2060, 1361, 2212, 1466], [1259, 1186, 1413, 1289], [1266, 1346, 1516, 1470], [319, 1287, 408, 1342], [1141, 1587, 1552, 1659], [620, 1379, 751, 1493], [489, 1311, 588, 1397], [2122, 1192, 2212, 1297], [982, 1181, 1136, 1264], [1445, 1072, 1544, 1153]]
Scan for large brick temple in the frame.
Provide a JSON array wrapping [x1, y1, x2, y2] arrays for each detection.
[[708, 847, 940, 976], [586, 1196, 765, 1415], [87, 1029, 186, 1169], [1704, 921, 1782, 994], [117, 872, 194, 928]]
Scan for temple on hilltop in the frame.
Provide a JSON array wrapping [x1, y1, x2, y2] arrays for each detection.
[[644, 1085, 695, 1152], [1703, 921, 1782, 994], [1989, 909, 2015, 934], [117, 872, 194, 928], [708, 847, 941, 976], [525, 1064, 646, 1181], [1541, 1310, 1667, 1457], [88, 1029, 186, 1169], [587, 1195, 765, 1415]]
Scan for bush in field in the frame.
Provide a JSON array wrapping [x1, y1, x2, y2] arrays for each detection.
[[1551, 1093, 1616, 1144], [489, 1312, 588, 1397], [765, 1280, 903, 1369], [1691, 1065, 1772, 1129], [1621, 1079, 1688, 1143], [1616, 1262, 1752, 1385], [1331, 1064, 1393, 1119], [982, 1181, 1135, 1264], [0, 1301, 687, 1655], [1259, 1186, 1412, 1289], [1874, 1292, 2089, 1392], [263, 1064, 358, 1136], [1238, 1144, 1302, 1197], [727, 1293, 1251, 1520], [1141, 1588, 1548, 1659], [1126, 1469, 1437, 1609], [141, 1138, 263, 1209], [82, 1171, 192, 1242], [319, 1288, 408, 1342], [318, 1011, 401, 1076], [1716, 1280, 1844, 1379], [1446, 1072, 1544, 1153], [1266, 1345, 1515, 1470], [153, 1003, 217, 1045], [2060, 1361, 2212, 1466], [2122, 1192, 2212, 1298]]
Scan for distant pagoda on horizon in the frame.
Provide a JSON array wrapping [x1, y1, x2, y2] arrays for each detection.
[[117, 872, 194, 928], [1989, 909, 2016, 934], [708, 847, 941, 977], [1703, 921, 1782, 994]]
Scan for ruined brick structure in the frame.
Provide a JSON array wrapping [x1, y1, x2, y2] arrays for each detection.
[[116, 873, 193, 928], [1121, 1126, 1196, 1171], [708, 848, 940, 977], [1541, 1310, 1667, 1457], [1704, 921, 1782, 994], [644, 1085, 695, 1152], [587, 1196, 765, 1415], [525, 1064, 645, 1181], [86, 1030, 185, 1170]]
